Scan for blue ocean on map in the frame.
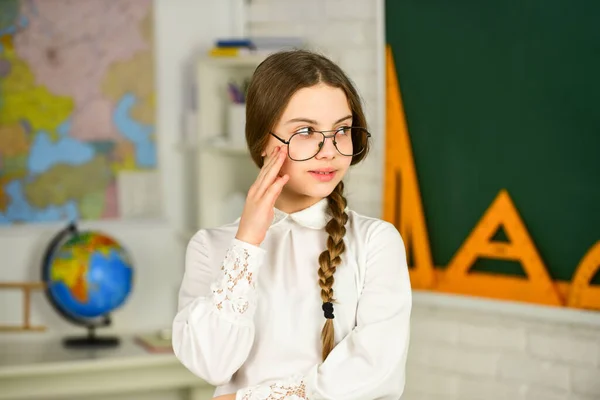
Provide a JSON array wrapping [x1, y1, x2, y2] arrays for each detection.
[[28, 120, 95, 175], [115, 93, 156, 168]]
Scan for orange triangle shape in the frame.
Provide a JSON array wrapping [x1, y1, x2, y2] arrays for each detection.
[[383, 45, 435, 288], [437, 189, 562, 306]]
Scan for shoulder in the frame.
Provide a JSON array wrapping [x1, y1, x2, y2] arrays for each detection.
[[346, 211, 410, 288], [346, 209, 405, 248]]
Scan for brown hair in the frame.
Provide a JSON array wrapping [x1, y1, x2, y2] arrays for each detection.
[[245, 49, 370, 361]]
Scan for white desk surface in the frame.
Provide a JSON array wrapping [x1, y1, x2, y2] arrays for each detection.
[[0, 336, 176, 376], [0, 336, 213, 400]]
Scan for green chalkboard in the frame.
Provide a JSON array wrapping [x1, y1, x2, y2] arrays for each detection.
[[385, 1, 599, 282]]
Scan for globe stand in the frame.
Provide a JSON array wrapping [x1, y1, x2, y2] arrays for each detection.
[[63, 324, 120, 349]]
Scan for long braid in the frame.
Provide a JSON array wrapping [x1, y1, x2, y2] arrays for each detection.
[[317, 181, 349, 361]]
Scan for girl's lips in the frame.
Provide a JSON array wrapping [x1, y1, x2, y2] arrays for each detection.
[[308, 170, 337, 182]]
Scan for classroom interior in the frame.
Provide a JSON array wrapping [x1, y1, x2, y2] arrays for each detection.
[[0, 0, 598, 399]]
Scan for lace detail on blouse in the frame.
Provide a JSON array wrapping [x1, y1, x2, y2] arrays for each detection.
[[237, 375, 308, 400], [211, 241, 260, 317]]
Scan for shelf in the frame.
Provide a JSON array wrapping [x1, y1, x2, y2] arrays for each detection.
[[192, 55, 265, 229]]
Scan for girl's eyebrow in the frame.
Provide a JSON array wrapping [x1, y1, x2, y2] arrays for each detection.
[[285, 115, 353, 125]]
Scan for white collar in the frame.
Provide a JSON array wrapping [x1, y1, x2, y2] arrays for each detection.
[[272, 198, 331, 229]]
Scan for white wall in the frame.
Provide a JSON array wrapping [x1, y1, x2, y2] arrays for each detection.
[[408, 294, 600, 400], [0, 0, 240, 341], [247, 0, 600, 399]]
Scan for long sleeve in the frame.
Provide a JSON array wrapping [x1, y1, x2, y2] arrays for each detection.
[[172, 230, 266, 386], [235, 221, 412, 400]]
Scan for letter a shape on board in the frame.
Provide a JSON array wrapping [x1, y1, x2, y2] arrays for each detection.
[[437, 189, 562, 306], [383, 45, 435, 289]]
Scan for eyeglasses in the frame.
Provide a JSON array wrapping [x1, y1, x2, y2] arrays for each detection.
[[270, 127, 371, 161]]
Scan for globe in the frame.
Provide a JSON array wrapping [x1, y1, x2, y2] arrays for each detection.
[[42, 222, 134, 348]]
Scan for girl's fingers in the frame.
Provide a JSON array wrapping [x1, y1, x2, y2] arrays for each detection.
[[252, 147, 280, 195], [255, 149, 286, 197], [257, 147, 278, 179], [264, 174, 289, 204]]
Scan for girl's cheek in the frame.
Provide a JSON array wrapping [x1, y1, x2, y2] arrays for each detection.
[[280, 158, 292, 174]]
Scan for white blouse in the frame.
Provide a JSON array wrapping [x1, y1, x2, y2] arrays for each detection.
[[172, 198, 412, 400]]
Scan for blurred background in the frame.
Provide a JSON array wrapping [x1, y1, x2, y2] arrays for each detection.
[[0, 0, 598, 399]]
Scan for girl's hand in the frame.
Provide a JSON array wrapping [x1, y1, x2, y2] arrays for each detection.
[[212, 394, 236, 400], [236, 146, 289, 246]]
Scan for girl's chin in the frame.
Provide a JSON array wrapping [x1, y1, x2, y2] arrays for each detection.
[[283, 178, 342, 199]]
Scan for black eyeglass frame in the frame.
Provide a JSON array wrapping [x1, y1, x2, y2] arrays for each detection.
[[269, 127, 371, 161]]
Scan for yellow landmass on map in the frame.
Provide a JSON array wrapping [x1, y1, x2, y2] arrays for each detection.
[[0, 123, 30, 157], [0, 154, 27, 179], [0, 124, 29, 212], [79, 191, 105, 219], [100, 10, 154, 125], [0, 36, 74, 137], [24, 156, 111, 209], [0, 123, 29, 181]]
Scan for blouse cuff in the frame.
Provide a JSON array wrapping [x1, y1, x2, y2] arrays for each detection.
[[235, 375, 309, 400], [210, 238, 265, 319]]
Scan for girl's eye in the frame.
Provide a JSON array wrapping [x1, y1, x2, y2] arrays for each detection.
[[295, 127, 314, 135], [336, 126, 352, 135]]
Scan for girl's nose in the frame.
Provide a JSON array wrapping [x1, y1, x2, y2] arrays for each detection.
[[315, 135, 337, 159]]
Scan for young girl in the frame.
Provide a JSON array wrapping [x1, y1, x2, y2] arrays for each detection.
[[172, 50, 411, 400]]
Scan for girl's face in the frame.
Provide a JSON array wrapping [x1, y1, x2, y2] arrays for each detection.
[[262, 83, 354, 211]]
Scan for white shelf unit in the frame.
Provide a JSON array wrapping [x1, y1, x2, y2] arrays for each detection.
[[184, 55, 268, 235]]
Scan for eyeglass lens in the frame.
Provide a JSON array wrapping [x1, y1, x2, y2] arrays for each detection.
[[287, 127, 368, 161]]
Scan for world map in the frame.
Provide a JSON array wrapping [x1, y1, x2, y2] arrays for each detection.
[[0, 0, 156, 224]]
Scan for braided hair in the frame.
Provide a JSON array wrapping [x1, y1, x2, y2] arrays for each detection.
[[317, 181, 348, 360]]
